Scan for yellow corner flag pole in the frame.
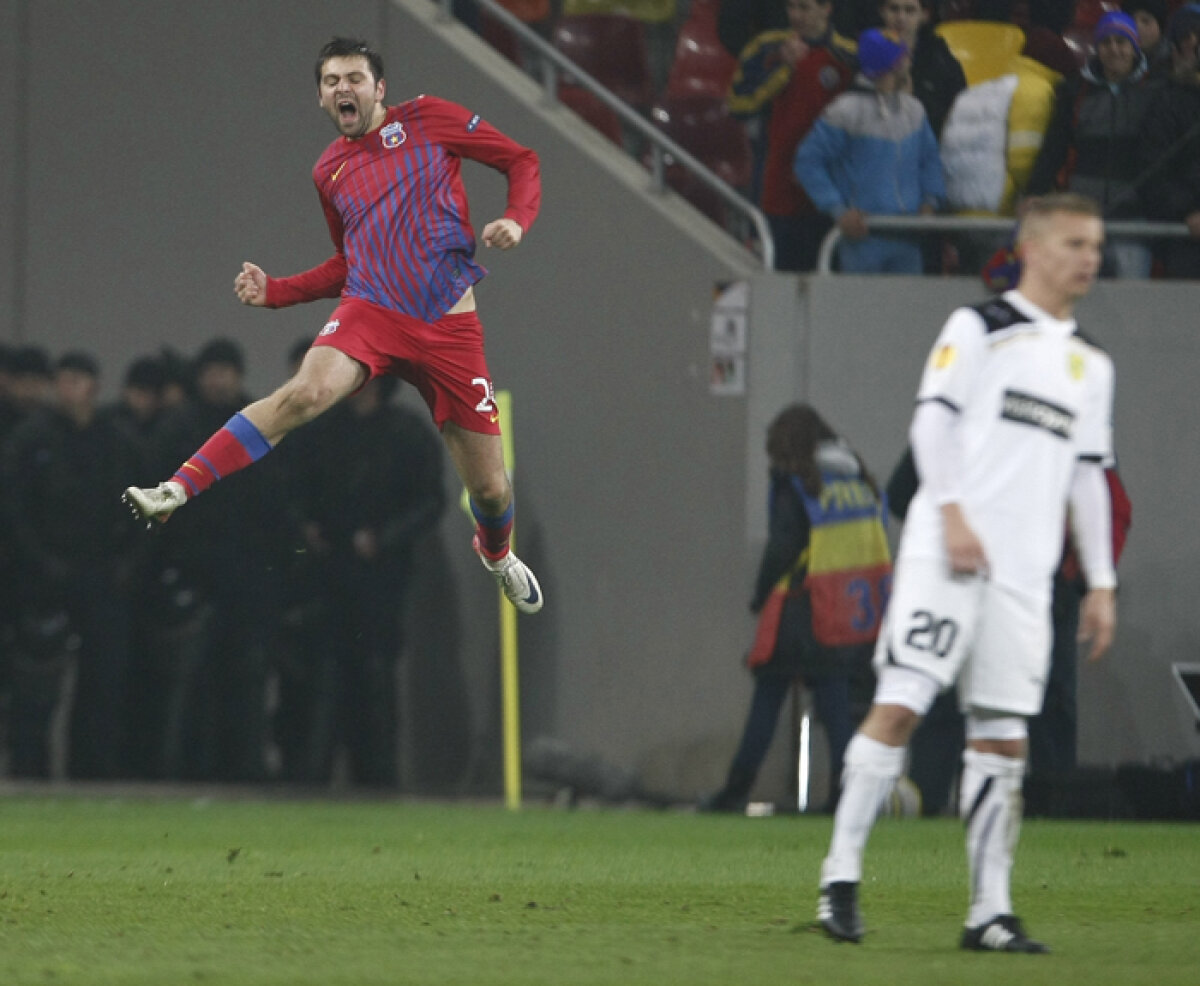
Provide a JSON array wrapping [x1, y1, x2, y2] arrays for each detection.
[[462, 391, 522, 810], [495, 390, 521, 811]]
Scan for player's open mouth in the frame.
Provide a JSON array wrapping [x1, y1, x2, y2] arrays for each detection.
[[338, 100, 358, 122]]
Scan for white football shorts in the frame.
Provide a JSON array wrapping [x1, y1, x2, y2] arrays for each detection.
[[873, 558, 1053, 716]]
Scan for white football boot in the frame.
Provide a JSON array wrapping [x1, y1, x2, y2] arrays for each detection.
[[122, 480, 188, 527], [473, 536, 543, 614]]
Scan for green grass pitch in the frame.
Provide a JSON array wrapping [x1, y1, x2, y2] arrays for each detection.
[[0, 792, 1196, 985]]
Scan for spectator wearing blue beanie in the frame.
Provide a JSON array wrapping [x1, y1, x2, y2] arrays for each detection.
[[1136, 1, 1200, 278], [1095, 10, 1142, 51], [856, 27, 908, 79], [794, 27, 945, 273]]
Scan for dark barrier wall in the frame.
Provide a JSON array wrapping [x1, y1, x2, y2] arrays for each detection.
[[3, 1, 1198, 796]]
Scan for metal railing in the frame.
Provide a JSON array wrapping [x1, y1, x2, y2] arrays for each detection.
[[435, 0, 775, 269], [816, 215, 1193, 274]]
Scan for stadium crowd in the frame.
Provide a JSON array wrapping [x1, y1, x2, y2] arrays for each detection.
[[480, 0, 1200, 275]]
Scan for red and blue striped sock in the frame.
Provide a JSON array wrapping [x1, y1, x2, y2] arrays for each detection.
[[471, 498, 514, 561], [172, 412, 272, 498]]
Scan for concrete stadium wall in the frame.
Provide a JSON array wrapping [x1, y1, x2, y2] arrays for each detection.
[[0, 0, 21, 331], [3, 1, 1198, 799]]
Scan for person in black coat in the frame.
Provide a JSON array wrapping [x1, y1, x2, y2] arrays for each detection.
[[276, 375, 446, 786], [142, 338, 291, 781], [1125, 0, 1173, 79], [2, 352, 144, 778], [878, 0, 966, 138], [1137, 5, 1200, 278], [1026, 12, 1162, 278]]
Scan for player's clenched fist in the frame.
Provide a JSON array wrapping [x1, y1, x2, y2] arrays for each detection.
[[234, 261, 268, 306], [481, 218, 523, 250]]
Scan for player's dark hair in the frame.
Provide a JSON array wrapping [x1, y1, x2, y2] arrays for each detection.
[[315, 37, 385, 85], [766, 403, 864, 497]]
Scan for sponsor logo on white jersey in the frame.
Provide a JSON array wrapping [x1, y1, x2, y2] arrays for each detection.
[[1000, 389, 1074, 439]]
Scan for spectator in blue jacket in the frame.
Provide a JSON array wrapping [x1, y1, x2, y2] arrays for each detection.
[[793, 28, 945, 272]]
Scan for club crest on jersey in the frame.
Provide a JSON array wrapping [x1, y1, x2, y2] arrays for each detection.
[[1000, 389, 1074, 439], [320, 319, 340, 336], [1068, 352, 1085, 381], [380, 122, 406, 148]]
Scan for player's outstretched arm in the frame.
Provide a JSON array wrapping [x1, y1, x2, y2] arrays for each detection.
[[481, 218, 523, 250], [234, 261, 269, 306]]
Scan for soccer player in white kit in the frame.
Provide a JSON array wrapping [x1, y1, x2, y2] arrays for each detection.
[[817, 193, 1118, 953]]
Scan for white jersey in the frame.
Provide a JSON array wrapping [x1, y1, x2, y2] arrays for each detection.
[[899, 290, 1115, 600]]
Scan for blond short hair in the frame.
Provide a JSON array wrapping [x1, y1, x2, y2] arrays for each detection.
[[1017, 193, 1102, 246]]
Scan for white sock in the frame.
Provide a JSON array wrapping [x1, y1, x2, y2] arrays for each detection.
[[960, 748, 1025, 927], [820, 733, 906, 886]]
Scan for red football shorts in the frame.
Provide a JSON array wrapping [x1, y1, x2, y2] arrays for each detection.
[[310, 297, 501, 435]]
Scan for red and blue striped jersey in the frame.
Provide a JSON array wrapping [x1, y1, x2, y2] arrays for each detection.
[[266, 95, 540, 321]]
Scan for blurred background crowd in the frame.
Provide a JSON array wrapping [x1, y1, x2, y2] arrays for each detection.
[[0, 338, 450, 787], [472, 0, 1200, 277]]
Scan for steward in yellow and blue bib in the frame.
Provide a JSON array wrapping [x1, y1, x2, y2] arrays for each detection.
[[747, 458, 891, 675]]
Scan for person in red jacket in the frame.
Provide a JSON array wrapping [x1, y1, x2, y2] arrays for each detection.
[[729, 0, 857, 270], [123, 36, 543, 615]]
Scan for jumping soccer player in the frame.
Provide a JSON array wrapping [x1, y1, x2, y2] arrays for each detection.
[[124, 36, 543, 613], [816, 193, 1117, 952]]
